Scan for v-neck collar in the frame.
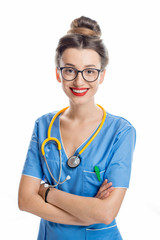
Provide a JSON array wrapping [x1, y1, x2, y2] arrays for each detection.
[[58, 114, 103, 160]]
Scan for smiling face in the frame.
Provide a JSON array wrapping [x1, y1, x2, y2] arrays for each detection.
[[56, 48, 106, 106]]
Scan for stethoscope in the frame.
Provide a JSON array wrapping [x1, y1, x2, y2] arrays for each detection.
[[41, 104, 106, 187]]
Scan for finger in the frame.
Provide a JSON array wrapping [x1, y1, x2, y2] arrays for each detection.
[[98, 189, 109, 199], [101, 187, 115, 199], [99, 182, 112, 193], [95, 180, 113, 198], [99, 190, 110, 199], [107, 187, 114, 193], [96, 182, 112, 198], [105, 182, 113, 189], [101, 191, 110, 199], [100, 189, 111, 199], [98, 181, 111, 192], [101, 179, 108, 187], [95, 180, 108, 197], [98, 186, 114, 199]]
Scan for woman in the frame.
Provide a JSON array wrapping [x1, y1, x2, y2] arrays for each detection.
[[18, 16, 136, 239]]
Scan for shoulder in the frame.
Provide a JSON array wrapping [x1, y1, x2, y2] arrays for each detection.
[[105, 111, 136, 150], [32, 111, 59, 139], [106, 111, 136, 135], [33, 111, 59, 133], [35, 111, 58, 124]]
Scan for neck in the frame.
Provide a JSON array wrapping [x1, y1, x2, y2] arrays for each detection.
[[64, 100, 103, 122]]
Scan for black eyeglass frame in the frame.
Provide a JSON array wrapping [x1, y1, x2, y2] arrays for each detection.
[[57, 67, 103, 82]]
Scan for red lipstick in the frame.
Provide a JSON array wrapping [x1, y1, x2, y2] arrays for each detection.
[[70, 88, 89, 96]]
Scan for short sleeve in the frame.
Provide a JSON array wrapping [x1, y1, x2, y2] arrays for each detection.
[[22, 120, 44, 179], [104, 126, 136, 188]]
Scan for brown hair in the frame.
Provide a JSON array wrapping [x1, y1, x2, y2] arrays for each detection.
[[55, 16, 109, 69]]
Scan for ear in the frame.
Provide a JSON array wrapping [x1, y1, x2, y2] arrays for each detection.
[[99, 69, 106, 84], [56, 68, 61, 83]]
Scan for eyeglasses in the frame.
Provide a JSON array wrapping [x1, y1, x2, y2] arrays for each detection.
[[57, 67, 103, 82]]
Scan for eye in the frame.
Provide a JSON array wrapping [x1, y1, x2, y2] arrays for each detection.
[[63, 68, 76, 75], [84, 69, 96, 75]]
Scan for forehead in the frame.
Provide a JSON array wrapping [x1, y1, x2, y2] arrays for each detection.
[[60, 48, 101, 68]]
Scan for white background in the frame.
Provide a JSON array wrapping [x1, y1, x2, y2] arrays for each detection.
[[0, 0, 160, 239]]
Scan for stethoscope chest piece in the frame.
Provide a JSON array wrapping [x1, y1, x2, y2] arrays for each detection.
[[67, 155, 81, 168]]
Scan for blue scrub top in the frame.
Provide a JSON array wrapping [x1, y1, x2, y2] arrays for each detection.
[[22, 109, 136, 240]]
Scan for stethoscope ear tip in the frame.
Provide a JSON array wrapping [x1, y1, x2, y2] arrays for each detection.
[[66, 175, 71, 180], [44, 183, 49, 188]]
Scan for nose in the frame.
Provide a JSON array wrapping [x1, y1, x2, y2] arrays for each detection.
[[74, 71, 85, 85]]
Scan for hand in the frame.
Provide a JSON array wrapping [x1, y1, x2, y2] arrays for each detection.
[[38, 183, 47, 200], [95, 179, 114, 200]]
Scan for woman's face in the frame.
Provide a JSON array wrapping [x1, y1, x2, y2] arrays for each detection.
[[56, 48, 106, 106]]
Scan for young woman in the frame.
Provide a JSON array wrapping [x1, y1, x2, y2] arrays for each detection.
[[18, 16, 136, 240]]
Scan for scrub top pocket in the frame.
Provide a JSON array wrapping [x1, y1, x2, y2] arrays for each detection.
[[82, 169, 106, 197]]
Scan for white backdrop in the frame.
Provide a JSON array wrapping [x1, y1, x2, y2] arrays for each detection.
[[0, 0, 160, 239]]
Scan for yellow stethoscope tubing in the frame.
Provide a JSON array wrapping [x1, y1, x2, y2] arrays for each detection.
[[41, 137, 61, 156], [48, 106, 69, 138], [42, 104, 106, 158], [78, 104, 106, 155]]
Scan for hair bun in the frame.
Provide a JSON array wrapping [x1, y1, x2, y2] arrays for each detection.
[[67, 16, 101, 38]]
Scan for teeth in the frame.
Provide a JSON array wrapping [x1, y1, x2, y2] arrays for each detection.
[[72, 89, 88, 93]]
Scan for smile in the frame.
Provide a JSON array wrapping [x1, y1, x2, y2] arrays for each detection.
[[70, 88, 89, 96]]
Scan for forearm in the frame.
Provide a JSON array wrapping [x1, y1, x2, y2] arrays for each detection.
[[47, 188, 105, 224], [19, 193, 91, 226]]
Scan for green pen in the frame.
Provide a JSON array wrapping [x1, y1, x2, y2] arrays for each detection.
[[94, 166, 101, 182]]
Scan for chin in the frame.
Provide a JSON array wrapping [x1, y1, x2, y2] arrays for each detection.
[[69, 97, 95, 106]]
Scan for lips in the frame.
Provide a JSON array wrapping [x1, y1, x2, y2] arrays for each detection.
[[70, 88, 89, 96]]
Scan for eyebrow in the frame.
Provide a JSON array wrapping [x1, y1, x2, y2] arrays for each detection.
[[65, 63, 97, 68]]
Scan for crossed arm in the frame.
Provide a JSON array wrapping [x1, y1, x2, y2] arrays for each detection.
[[18, 175, 126, 226]]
